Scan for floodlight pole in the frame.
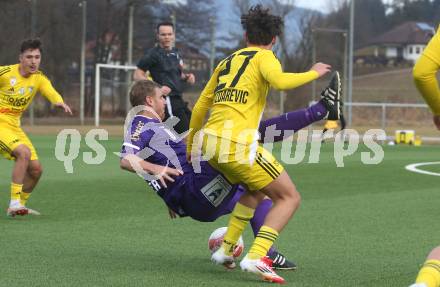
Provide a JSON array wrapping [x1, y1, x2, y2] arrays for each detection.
[[80, 1, 87, 125], [209, 16, 216, 75], [279, 33, 287, 114], [29, 0, 37, 126], [348, 0, 355, 126], [343, 32, 348, 111], [126, 3, 134, 113], [311, 30, 316, 101]]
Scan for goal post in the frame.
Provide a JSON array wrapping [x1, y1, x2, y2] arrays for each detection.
[[94, 63, 137, 126]]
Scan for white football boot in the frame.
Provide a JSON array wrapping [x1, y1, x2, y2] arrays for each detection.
[[25, 207, 41, 215], [6, 204, 29, 217], [211, 246, 236, 269], [240, 255, 286, 284]]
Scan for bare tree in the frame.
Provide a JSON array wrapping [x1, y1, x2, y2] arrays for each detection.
[[172, 0, 216, 52]]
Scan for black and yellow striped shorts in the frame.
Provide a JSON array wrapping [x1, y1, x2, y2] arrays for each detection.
[[202, 134, 284, 191]]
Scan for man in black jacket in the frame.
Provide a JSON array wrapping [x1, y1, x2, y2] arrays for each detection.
[[134, 21, 195, 134]]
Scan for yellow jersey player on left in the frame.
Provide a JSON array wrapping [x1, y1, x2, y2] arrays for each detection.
[[0, 38, 72, 217]]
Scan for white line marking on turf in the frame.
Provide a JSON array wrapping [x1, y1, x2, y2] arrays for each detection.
[[405, 162, 440, 177]]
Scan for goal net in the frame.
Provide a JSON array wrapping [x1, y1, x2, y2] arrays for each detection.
[[95, 63, 137, 126]]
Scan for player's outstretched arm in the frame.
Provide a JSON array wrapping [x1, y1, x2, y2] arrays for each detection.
[[310, 62, 332, 77], [260, 51, 331, 91], [54, 102, 72, 115], [39, 74, 72, 115], [120, 154, 183, 188], [265, 62, 331, 91], [413, 55, 440, 130]]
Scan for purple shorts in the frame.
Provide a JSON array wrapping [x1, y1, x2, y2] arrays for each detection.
[[177, 162, 246, 222]]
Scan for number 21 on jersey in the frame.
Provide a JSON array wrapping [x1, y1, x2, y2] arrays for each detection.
[[214, 50, 257, 93]]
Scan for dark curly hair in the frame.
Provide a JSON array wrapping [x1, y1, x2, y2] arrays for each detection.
[[241, 5, 284, 46], [20, 38, 42, 53]]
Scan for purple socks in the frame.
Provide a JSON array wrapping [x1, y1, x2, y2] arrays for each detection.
[[259, 100, 328, 143], [250, 198, 276, 256]]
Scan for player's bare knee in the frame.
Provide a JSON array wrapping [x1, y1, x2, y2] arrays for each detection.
[[13, 145, 31, 161], [292, 189, 301, 209], [275, 186, 300, 208], [427, 246, 440, 260], [284, 188, 301, 209], [30, 164, 43, 179]]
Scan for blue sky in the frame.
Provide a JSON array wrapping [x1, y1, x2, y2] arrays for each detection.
[[213, 0, 316, 56]]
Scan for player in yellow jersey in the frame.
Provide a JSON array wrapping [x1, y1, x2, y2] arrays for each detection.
[[187, 5, 340, 284], [409, 246, 440, 287], [410, 26, 440, 287], [413, 25, 440, 130], [0, 39, 72, 217]]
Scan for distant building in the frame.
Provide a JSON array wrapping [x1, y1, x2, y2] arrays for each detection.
[[355, 22, 435, 65]]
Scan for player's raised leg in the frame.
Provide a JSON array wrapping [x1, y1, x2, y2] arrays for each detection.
[[259, 71, 342, 143]]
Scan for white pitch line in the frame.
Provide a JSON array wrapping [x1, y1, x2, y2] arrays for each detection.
[[405, 162, 440, 177]]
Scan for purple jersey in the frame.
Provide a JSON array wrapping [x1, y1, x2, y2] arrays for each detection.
[[121, 115, 243, 221], [121, 115, 191, 173]]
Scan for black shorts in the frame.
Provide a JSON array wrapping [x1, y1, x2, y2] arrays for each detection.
[[164, 96, 192, 134]]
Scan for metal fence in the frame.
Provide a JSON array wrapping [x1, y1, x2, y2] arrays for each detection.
[[344, 102, 439, 141]]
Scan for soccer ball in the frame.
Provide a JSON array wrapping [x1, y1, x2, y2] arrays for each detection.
[[208, 227, 244, 258]]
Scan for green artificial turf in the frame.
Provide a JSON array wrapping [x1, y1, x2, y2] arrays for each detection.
[[0, 135, 439, 286]]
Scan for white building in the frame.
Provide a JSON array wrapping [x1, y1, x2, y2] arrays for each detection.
[[356, 22, 435, 64]]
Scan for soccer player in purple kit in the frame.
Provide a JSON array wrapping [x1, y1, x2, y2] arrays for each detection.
[[119, 76, 341, 272]]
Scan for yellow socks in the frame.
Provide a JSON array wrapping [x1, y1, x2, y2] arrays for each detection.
[[248, 225, 279, 260], [221, 204, 279, 260], [415, 259, 440, 287], [222, 203, 255, 256], [20, 191, 32, 206], [10, 182, 23, 206]]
